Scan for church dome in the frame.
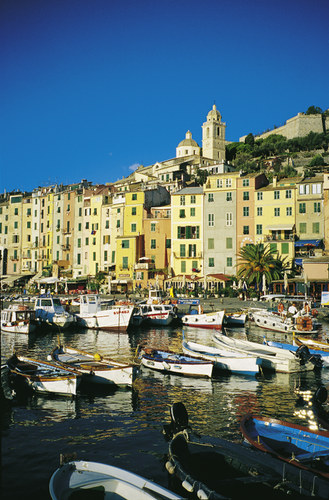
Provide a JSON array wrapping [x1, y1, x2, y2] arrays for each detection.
[[207, 104, 221, 122], [177, 130, 199, 148]]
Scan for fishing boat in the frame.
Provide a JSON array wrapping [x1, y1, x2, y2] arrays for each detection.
[[181, 338, 260, 376], [181, 306, 225, 330], [294, 336, 329, 351], [136, 303, 176, 326], [1, 304, 37, 334], [75, 294, 134, 331], [34, 295, 76, 329], [163, 402, 329, 499], [137, 346, 214, 378], [213, 333, 323, 373], [49, 460, 183, 500], [223, 311, 247, 327], [241, 414, 329, 480], [265, 339, 329, 367], [50, 344, 134, 387], [248, 308, 320, 334], [5, 353, 79, 396]]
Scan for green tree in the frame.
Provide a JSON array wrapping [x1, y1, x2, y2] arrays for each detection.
[[232, 151, 258, 173], [237, 243, 288, 289], [194, 167, 209, 186], [244, 133, 255, 147], [305, 105, 323, 115], [309, 154, 325, 167]]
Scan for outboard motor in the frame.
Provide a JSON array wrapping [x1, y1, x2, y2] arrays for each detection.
[[295, 344, 323, 369], [163, 402, 189, 440], [313, 385, 328, 405]]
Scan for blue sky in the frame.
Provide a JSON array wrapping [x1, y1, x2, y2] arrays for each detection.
[[1, 0, 328, 193]]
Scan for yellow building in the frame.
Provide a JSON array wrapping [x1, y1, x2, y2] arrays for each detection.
[[21, 194, 33, 274], [171, 187, 204, 278], [255, 176, 298, 264], [88, 188, 105, 276]]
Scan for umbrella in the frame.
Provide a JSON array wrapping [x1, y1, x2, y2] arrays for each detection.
[[262, 274, 267, 294], [284, 271, 288, 294], [243, 281, 247, 292]]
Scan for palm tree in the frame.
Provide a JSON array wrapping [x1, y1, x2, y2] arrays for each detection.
[[237, 244, 288, 290]]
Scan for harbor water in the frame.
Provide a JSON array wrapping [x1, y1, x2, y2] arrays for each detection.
[[2, 308, 329, 499]]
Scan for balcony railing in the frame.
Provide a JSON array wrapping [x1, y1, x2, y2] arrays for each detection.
[[264, 234, 295, 242]]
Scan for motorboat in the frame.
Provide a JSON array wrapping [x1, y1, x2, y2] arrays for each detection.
[[294, 336, 329, 351], [136, 303, 176, 326], [49, 460, 183, 500], [248, 307, 320, 334], [265, 339, 329, 367], [163, 402, 329, 499], [1, 304, 37, 334], [223, 311, 247, 327], [75, 294, 134, 331], [241, 414, 329, 480], [181, 306, 225, 330], [137, 346, 214, 378], [34, 295, 76, 329], [5, 353, 79, 396], [50, 344, 134, 387], [213, 333, 323, 373], [181, 338, 260, 376]]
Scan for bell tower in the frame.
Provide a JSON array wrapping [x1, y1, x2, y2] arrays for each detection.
[[202, 105, 226, 161]]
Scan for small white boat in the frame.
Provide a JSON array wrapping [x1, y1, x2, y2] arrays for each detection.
[[213, 333, 322, 373], [223, 311, 247, 327], [182, 339, 260, 376], [49, 460, 183, 500], [50, 345, 134, 387], [248, 308, 320, 334], [76, 294, 134, 331], [181, 306, 225, 330], [1, 304, 37, 334], [34, 296, 76, 329], [6, 353, 79, 396], [138, 304, 176, 326], [138, 347, 214, 378]]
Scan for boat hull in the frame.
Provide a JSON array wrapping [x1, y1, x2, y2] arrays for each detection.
[[76, 307, 133, 331], [181, 310, 224, 330], [140, 349, 213, 378], [249, 308, 319, 334]]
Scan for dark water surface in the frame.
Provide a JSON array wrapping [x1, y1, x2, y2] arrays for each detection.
[[2, 319, 329, 499]]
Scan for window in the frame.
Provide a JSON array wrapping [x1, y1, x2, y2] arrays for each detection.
[[243, 226, 249, 234], [117, 208, 121, 213], [281, 243, 289, 254], [226, 212, 233, 226], [116, 220, 120, 228], [93, 252, 96, 261], [77, 239, 81, 248], [180, 244, 186, 257], [122, 257, 128, 269], [274, 190, 280, 200], [105, 220, 109, 229], [77, 253, 81, 265], [286, 189, 292, 199], [208, 213, 214, 226], [312, 183, 321, 194], [209, 257, 215, 267], [299, 184, 309, 195], [226, 192, 232, 201], [226, 237, 232, 249], [192, 261, 198, 270], [299, 203, 306, 214], [180, 196, 185, 206], [14, 221, 18, 229], [132, 193, 137, 200], [150, 223, 156, 232], [166, 239, 171, 248], [256, 224, 262, 235], [225, 178, 232, 188], [131, 223, 136, 232], [85, 237, 89, 245], [274, 208, 280, 217], [257, 192, 263, 200], [86, 222, 90, 229], [299, 223, 307, 233], [242, 179, 249, 187], [257, 207, 263, 216], [190, 195, 196, 204], [188, 244, 196, 257], [132, 207, 136, 215], [181, 261, 186, 273], [104, 251, 108, 261], [243, 191, 249, 201], [208, 238, 214, 249], [243, 207, 249, 217], [179, 209, 186, 218], [14, 208, 18, 215], [208, 193, 214, 202], [314, 202, 321, 213], [151, 239, 156, 249], [122, 240, 129, 248], [286, 207, 292, 216], [226, 257, 232, 267], [270, 243, 277, 252], [313, 222, 320, 234], [111, 251, 115, 263], [217, 179, 223, 188]]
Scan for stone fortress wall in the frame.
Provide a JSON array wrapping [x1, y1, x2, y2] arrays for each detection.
[[240, 112, 329, 142]]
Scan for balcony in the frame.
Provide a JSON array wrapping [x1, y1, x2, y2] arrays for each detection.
[[173, 252, 203, 259], [61, 244, 71, 250], [264, 234, 295, 242], [134, 262, 155, 270]]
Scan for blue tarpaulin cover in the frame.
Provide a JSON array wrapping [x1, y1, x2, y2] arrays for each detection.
[[294, 239, 322, 248]]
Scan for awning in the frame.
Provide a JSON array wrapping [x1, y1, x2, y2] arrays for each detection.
[[266, 224, 294, 231], [294, 239, 322, 248], [110, 279, 132, 284]]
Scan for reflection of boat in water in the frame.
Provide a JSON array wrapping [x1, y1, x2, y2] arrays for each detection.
[[163, 402, 329, 499], [49, 460, 183, 500]]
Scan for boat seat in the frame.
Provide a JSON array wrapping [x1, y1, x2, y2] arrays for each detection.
[[68, 485, 105, 499]]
